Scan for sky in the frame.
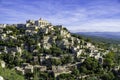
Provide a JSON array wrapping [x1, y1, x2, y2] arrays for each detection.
[[0, 0, 120, 32]]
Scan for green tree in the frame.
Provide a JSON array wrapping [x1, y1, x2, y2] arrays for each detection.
[[61, 55, 73, 64], [101, 72, 115, 80], [57, 73, 75, 80], [79, 57, 102, 74], [51, 58, 62, 66], [0, 67, 24, 80], [72, 67, 79, 76], [103, 52, 115, 68]]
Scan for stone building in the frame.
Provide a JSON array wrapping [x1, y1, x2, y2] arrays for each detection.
[[24, 65, 33, 73], [34, 65, 47, 72], [0, 24, 6, 28], [52, 66, 71, 77], [35, 18, 51, 27], [26, 20, 35, 27], [0, 61, 5, 68]]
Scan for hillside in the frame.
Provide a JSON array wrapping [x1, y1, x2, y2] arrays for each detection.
[[0, 19, 120, 80], [77, 32, 120, 43]]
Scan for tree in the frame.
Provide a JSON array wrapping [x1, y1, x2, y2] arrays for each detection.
[[25, 73, 33, 80], [2, 53, 15, 68], [103, 52, 115, 68], [79, 57, 102, 74], [104, 58, 113, 68], [57, 73, 75, 80], [79, 66, 87, 74], [101, 72, 115, 80], [0, 67, 24, 80], [83, 57, 98, 70], [22, 50, 32, 63], [61, 55, 73, 64], [72, 67, 79, 76], [51, 58, 62, 66], [39, 72, 48, 80], [50, 47, 63, 56], [85, 38, 91, 42]]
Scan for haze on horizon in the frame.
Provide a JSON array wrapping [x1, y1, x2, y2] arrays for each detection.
[[0, 0, 120, 32]]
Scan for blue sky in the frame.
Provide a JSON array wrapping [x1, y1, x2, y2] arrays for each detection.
[[0, 0, 120, 32]]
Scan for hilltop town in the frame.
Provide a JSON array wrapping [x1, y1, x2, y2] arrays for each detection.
[[0, 18, 119, 80]]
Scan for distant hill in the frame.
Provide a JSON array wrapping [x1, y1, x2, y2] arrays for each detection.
[[77, 32, 120, 39], [76, 32, 120, 44]]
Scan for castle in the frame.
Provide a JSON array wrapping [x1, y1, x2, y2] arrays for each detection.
[[26, 18, 51, 27], [0, 18, 51, 29]]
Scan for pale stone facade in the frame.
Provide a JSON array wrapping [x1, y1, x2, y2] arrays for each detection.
[[0, 61, 5, 68], [0, 24, 6, 28], [52, 66, 72, 77], [0, 76, 4, 80], [35, 18, 51, 27]]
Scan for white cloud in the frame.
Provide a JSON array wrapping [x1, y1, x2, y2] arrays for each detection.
[[69, 19, 120, 32], [0, 0, 120, 32]]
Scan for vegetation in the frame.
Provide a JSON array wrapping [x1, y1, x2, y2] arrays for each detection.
[[0, 67, 24, 80], [0, 25, 120, 80]]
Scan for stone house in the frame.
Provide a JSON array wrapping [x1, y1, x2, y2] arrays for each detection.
[[5, 46, 22, 54], [34, 65, 47, 72], [0, 29, 3, 34], [0, 24, 6, 28], [52, 66, 71, 77], [39, 56, 46, 65], [15, 66, 25, 75], [76, 49, 83, 58], [0, 61, 5, 68], [43, 36, 50, 43], [26, 20, 35, 27], [0, 34, 6, 40], [43, 43, 52, 49], [33, 56, 39, 63], [24, 65, 33, 73]]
